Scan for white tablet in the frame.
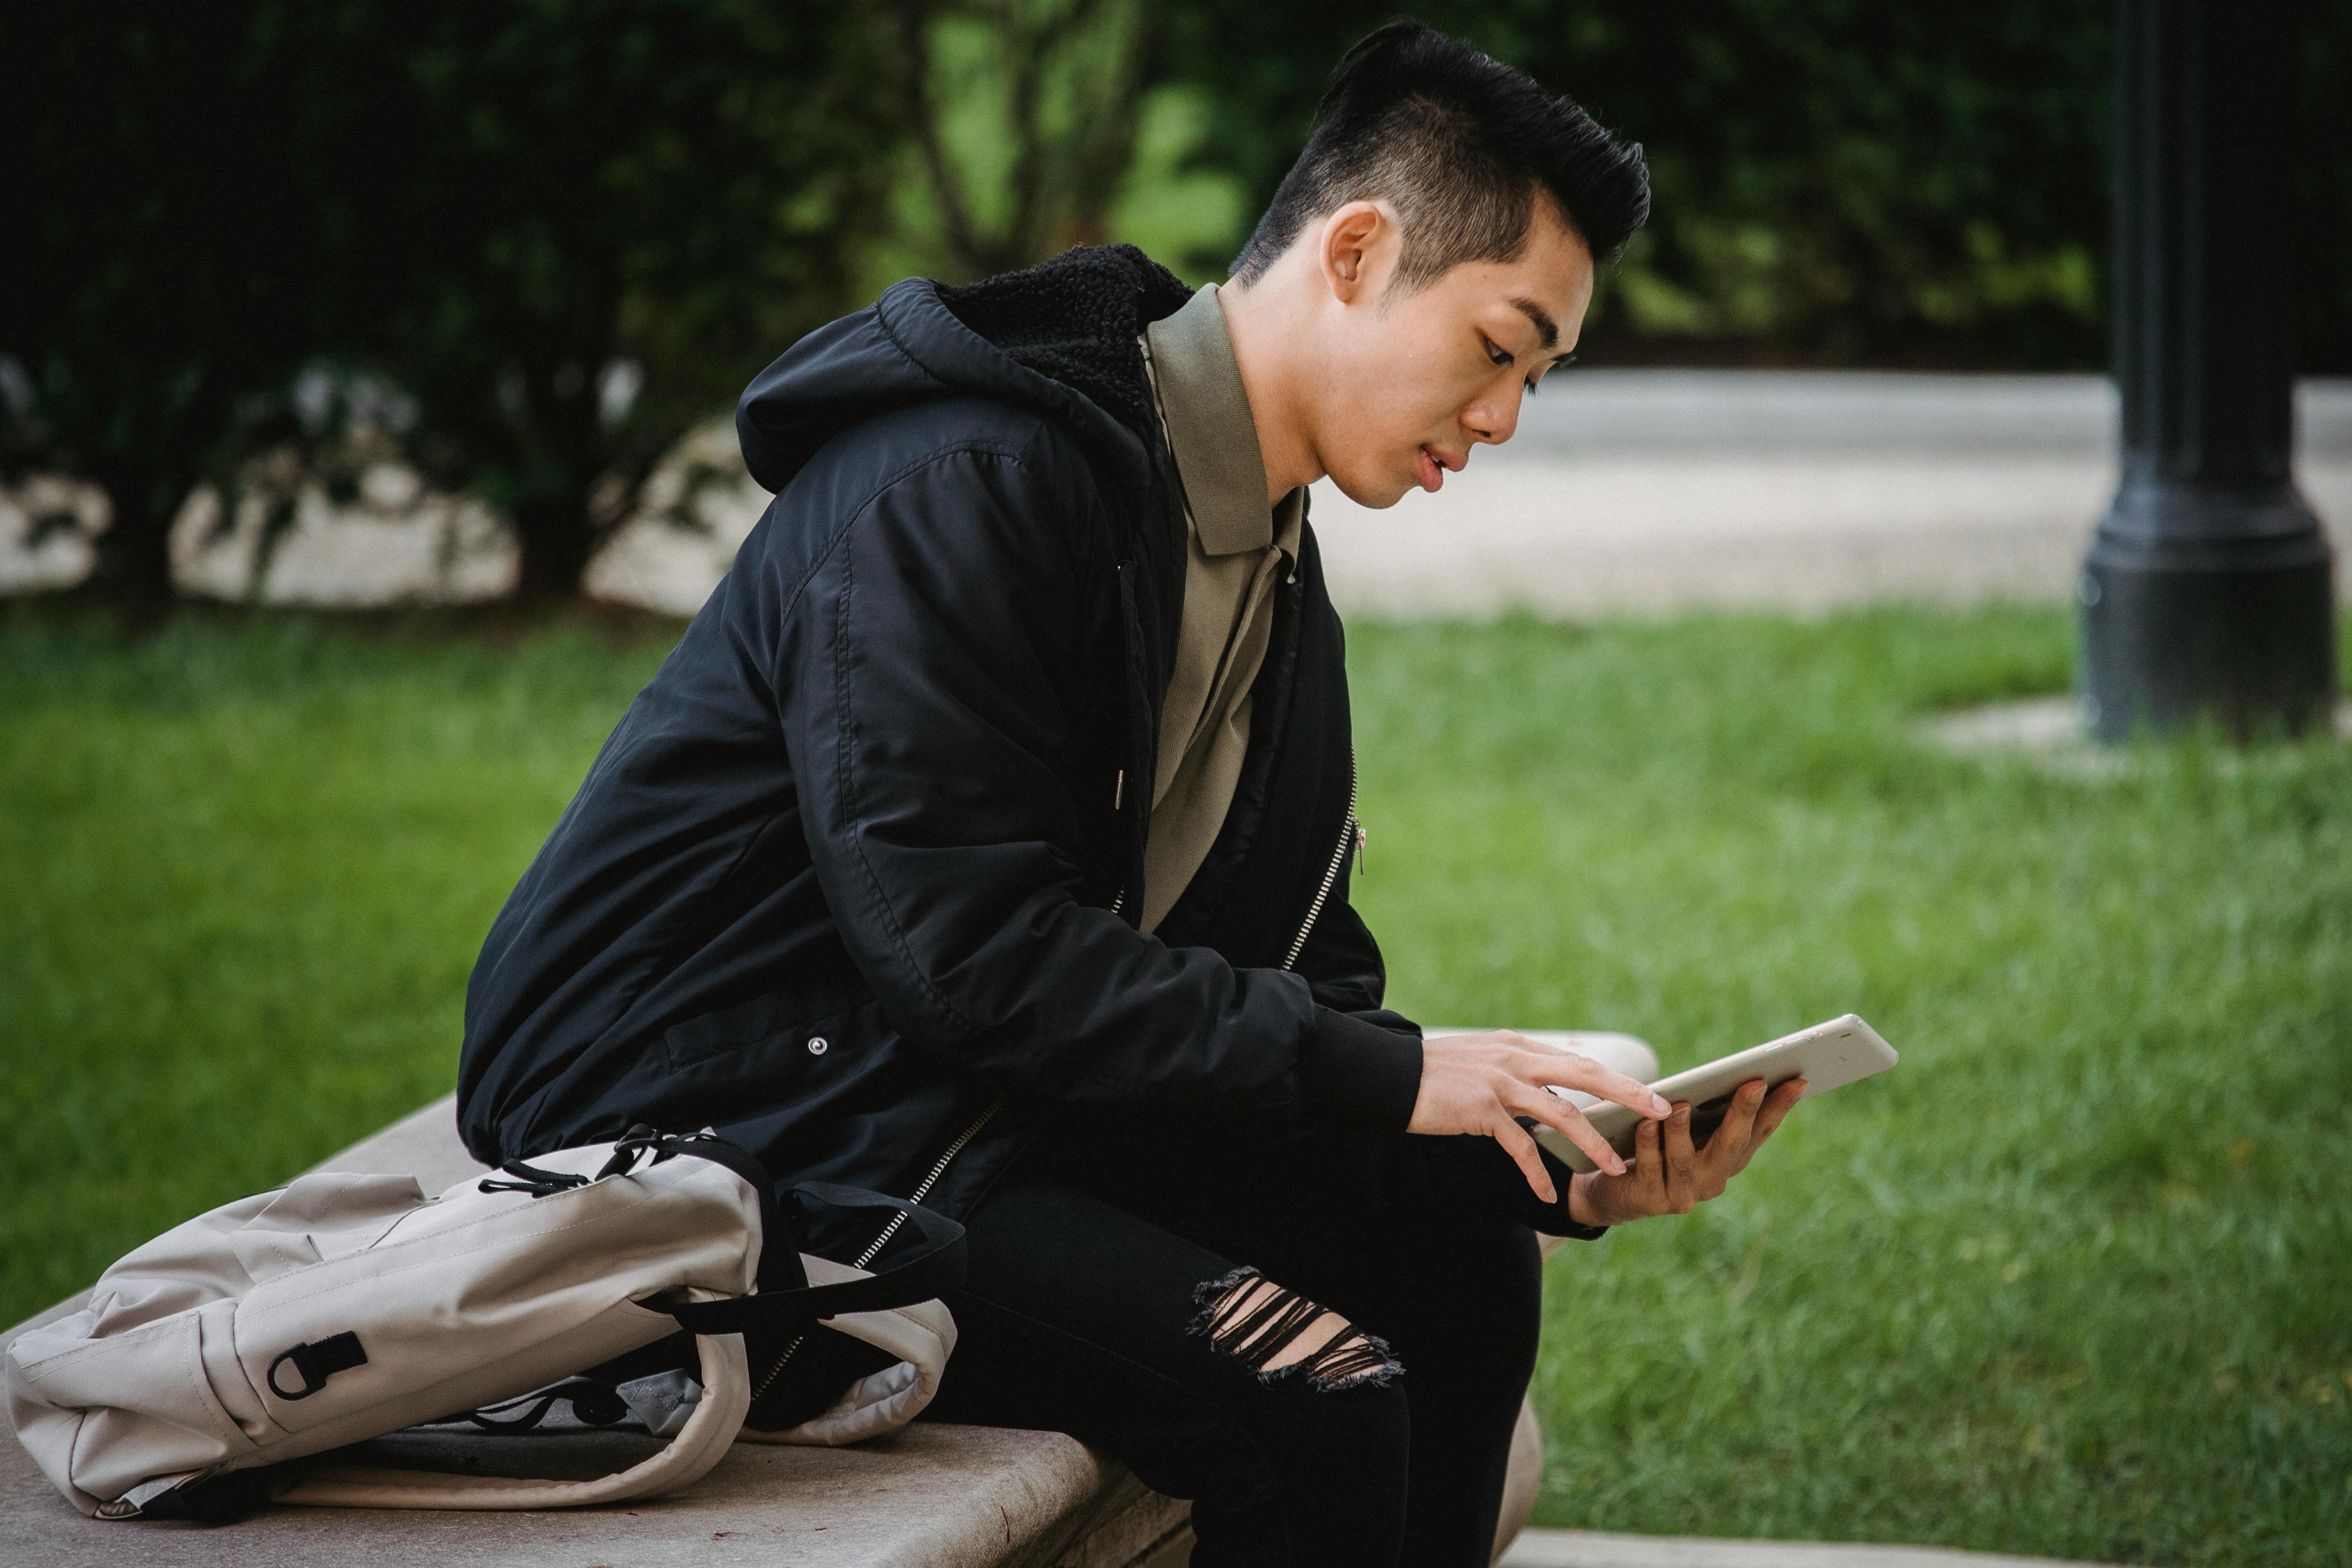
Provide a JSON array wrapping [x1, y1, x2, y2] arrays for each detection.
[[1536, 1013, 1898, 1175]]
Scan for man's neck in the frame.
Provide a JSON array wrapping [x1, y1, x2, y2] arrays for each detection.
[[1215, 277, 1325, 507]]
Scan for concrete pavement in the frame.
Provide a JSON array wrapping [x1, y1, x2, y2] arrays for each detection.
[[1307, 371, 2351, 616]]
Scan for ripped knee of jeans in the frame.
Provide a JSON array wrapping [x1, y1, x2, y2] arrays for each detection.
[[1187, 1266, 1403, 1392]]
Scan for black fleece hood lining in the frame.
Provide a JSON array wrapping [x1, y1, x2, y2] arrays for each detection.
[[933, 244, 1195, 447]]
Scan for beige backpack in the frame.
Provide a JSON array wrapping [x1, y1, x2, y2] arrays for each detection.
[[5, 1128, 965, 1521]]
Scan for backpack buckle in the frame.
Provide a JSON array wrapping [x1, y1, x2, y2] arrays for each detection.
[[266, 1331, 369, 1401]]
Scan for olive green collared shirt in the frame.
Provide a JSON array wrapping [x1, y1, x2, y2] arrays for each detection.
[[1137, 283, 1306, 934]]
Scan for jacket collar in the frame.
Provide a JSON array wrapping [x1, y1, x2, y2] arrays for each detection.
[[1144, 284, 1296, 558]]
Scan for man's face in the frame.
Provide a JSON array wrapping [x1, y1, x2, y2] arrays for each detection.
[[1311, 199, 1596, 509]]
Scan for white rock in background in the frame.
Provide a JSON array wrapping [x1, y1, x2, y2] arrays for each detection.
[[169, 469, 517, 608], [0, 476, 109, 595], [581, 420, 767, 617]]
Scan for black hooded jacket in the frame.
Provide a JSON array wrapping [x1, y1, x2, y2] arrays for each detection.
[[455, 247, 1425, 1223]]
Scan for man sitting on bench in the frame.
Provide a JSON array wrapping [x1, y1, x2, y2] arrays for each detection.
[[456, 23, 1801, 1567]]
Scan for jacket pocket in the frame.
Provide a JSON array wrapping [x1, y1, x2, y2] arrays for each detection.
[[658, 989, 870, 1073]]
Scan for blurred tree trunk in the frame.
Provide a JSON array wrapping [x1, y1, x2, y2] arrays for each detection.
[[466, 351, 624, 605], [509, 490, 599, 602], [891, 0, 1153, 279], [66, 365, 246, 623], [78, 461, 189, 624]]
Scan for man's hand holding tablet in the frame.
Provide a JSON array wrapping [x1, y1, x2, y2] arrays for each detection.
[[1565, 1073, 1805, 1227], [1409, 1014, 1898, 1229], [1408, 1030, 1667, 1202]]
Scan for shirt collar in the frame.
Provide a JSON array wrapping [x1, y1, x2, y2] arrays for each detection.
[[1145, 283, 1300, 558]]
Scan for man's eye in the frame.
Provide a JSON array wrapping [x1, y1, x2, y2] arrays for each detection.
[[1527, 353, 1574, 395], [1484, 338, 1511, 368]]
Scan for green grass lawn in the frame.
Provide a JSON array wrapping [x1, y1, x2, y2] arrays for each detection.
[[4, 601, 2349, 1565]]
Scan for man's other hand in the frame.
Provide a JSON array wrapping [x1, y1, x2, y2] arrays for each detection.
[[1407, 1030, 1671, 1204], [1566, 1076, 1805, 1229]]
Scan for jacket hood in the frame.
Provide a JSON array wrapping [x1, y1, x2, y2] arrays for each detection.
[[736, 244, 1196, 498]]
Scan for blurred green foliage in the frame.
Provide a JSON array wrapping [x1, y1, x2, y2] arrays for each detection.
[[3, 0, 897, 606], [1156, 0, 2352, 370], [318, 0, 897, 598], [11, 2, 2352, 612], [743, 0, 2352, 367], [1, 6, 374, 611], [845, 0, 1250, 294]]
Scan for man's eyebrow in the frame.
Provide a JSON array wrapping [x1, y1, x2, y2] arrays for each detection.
[[1509, 297, 1559, 351]]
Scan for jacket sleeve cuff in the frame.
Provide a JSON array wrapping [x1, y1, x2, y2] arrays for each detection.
[[1532, 1142, 1610, 1239], [1297, 1007, 1423, 1132]]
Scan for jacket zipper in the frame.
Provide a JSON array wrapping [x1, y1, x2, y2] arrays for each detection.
[[851, 1096, 1002, 1268], [757, 748, 1348, 1400], [845, 747, 1338, 1280], [750, 1095, 1003, 1403], [1280, 752, 1359, 972]]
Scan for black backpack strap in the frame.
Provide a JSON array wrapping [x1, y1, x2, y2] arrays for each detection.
[[658, 1183, 966, 1335]]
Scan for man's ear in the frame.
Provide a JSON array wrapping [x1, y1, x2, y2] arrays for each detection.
[[1317, 201, 1394, 305]]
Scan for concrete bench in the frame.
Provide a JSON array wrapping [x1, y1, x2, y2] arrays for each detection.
[[2, 1031, 1657, 1566]]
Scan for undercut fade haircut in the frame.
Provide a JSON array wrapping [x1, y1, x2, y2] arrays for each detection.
[[1228, 22, 1650, 292]]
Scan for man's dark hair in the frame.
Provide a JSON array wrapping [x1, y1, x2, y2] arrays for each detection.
[[1228, 23, 1650, 291]]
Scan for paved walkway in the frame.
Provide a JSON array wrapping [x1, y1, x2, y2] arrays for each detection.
[[7, 372, 2346, 616], [1308, 371, 2351, 616]]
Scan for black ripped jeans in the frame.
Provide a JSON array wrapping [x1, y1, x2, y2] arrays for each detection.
[[916, 1114, 1598, 1568]]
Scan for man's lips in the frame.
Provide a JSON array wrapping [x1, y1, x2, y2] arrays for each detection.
[[1416, 446, 1463, 493]]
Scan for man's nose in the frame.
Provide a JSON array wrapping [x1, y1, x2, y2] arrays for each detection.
[[1464, 388, 1522, 445]]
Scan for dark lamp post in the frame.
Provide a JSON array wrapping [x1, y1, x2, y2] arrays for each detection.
[[2081, 0, 2337, 741]]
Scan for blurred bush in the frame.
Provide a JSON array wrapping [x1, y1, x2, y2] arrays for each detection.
[[7, 1, 2351, 609], [821, 0, 1249, 295], [1164, 0, 2352, 372], [2, 0, 896, 607]]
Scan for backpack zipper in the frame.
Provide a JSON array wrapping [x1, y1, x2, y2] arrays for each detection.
[[1280, 752, 1359, 972], [749, 1095, 1003, 1404]]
